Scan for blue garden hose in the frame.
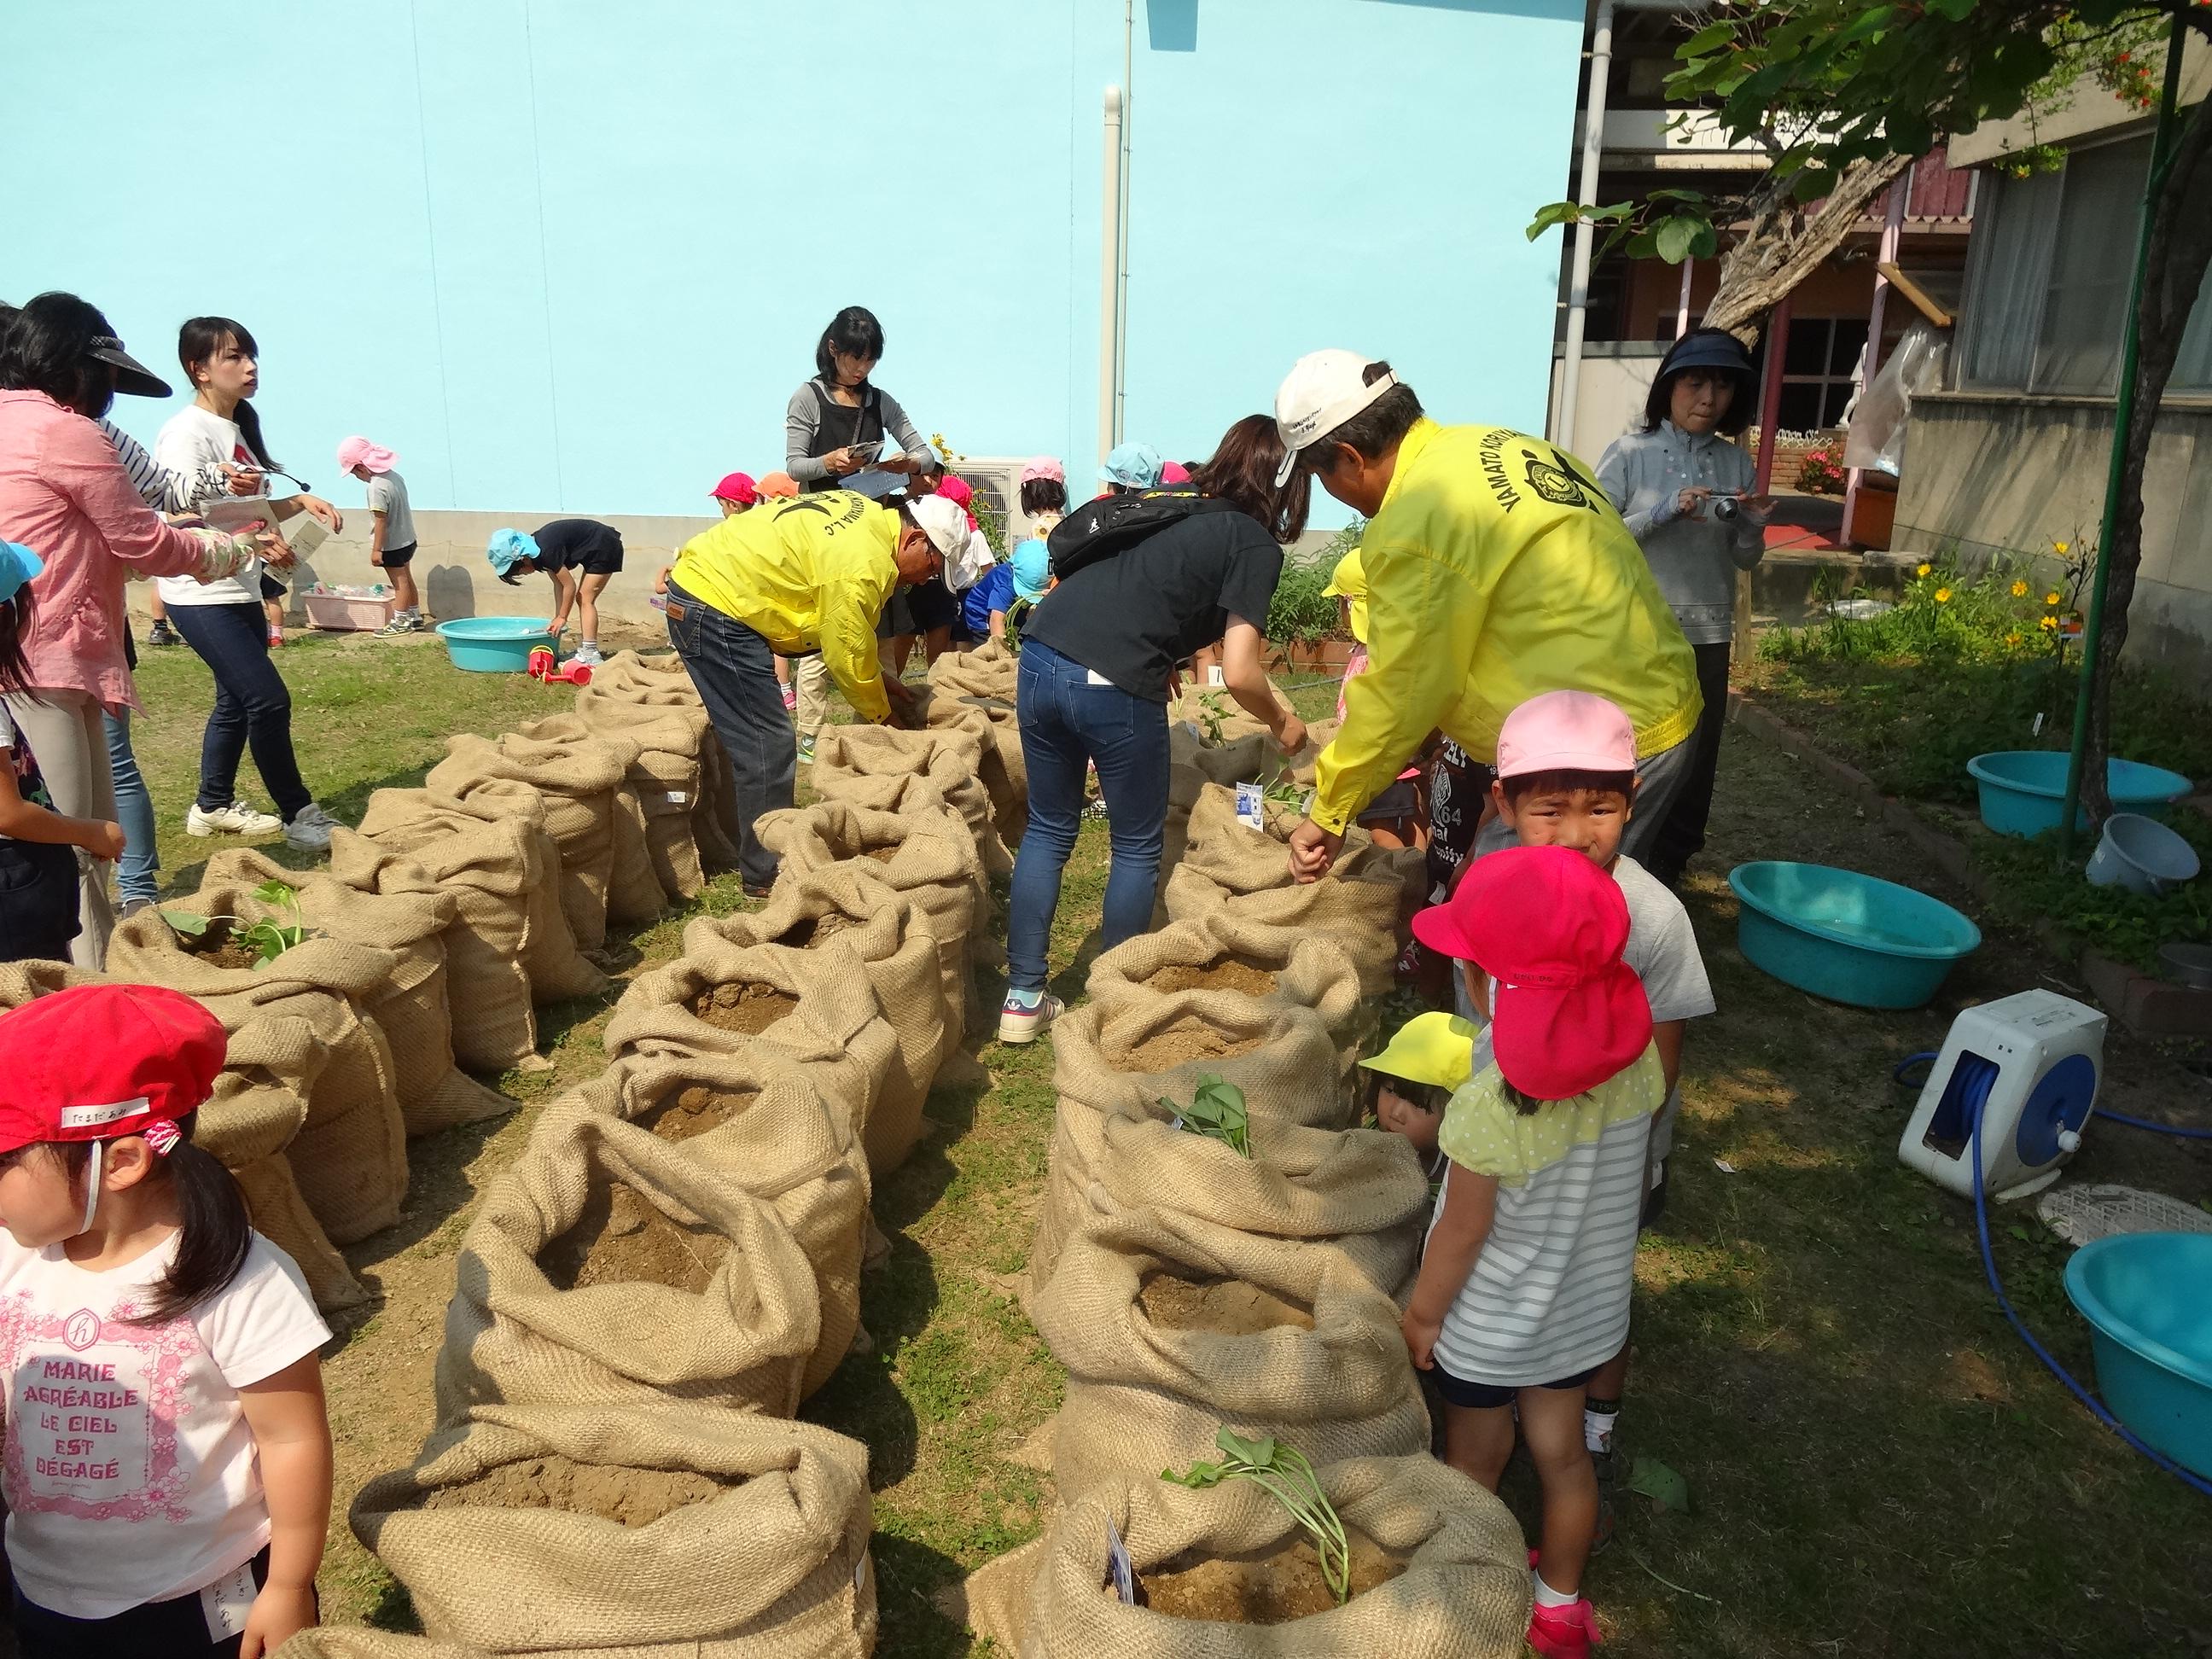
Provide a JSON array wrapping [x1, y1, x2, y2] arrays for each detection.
[[1894, 1050, 2212, 1497]]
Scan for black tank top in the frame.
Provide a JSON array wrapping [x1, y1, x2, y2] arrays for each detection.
[[802, 380, 884, 492]]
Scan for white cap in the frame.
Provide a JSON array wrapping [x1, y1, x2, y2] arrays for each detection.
[[909, 494, 988, 591], [1272, 348, 1400, 486]]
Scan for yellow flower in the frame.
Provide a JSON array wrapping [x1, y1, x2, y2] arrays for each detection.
[[1935, 587, 1953, 602], [1916, 562, 1932, 578], [2045, 591, 2062, 606], [2040, 615, 2059, 632], [2011, 580, 2029, 597], [2054, 540, 2070, 556], [2005, 631, 2023, 647]]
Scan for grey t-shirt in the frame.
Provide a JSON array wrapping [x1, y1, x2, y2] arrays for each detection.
[[367, 470, 415, 550]]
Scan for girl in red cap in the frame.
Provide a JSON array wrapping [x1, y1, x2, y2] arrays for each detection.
[[0, 984, 331, 1658], [1401, 845, 1664, 1659]]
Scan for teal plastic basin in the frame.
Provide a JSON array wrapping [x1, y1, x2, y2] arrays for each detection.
[[1965, 751, 2192, 838], [436, 616, 557, 673], [2064, 1232, 2212, 1478], [1728, 861, 1980, 1009]]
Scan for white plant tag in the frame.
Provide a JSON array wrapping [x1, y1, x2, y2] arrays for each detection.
[[1235, 782, 1265, 830], [667, 790, 688, 805], [1105, 1518, 1137, 1604]]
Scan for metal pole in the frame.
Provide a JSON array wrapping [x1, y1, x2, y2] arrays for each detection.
[[1098, 86, 1123, 466], [2058, 11, 2186, 857], [1115, 0, 1132, 450], [1553, 0, 1615, 449]]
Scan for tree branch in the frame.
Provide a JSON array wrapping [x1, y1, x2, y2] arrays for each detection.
[[1700, 152, 1914, 345]]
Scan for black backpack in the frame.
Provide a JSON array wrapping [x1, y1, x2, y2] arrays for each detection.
[[1045, 487, 1243, 582]]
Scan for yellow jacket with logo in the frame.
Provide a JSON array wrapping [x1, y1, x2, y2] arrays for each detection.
[[669, 491, 899, 723], [1312, 419, 1702, 835]]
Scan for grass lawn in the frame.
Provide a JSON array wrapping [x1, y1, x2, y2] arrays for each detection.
[[125, 632, 2212, 1656]]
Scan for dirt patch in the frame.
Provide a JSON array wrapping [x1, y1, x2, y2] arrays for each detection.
[[633, 1085, 759, 1144], [1138, 1270, 1313, 1335], [689, 981, 800, 1035], [1142, 959, 1280, 999], [1138, 1529, 1404, 1623], [864, 846, 903, 864], [178, 919, 264, 972], [772, 909, 859, 949], [421, 1453, 733, 1528], [538, 1181, 730, 1294], [1124, 1016, 1264, 1072]]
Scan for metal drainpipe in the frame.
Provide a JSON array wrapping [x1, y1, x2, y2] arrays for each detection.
[[1554, 0, 1616, 451], [1098, 86, 1124, 466]]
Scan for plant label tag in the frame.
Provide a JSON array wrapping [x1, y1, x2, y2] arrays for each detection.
[[667, 790, 688, 806], [1207, 665, 1225, 686], [198, 1562, 257, 1639], [1168, 1115, 1185, 1132], [1105, 1518, 1137, 1604], [1235, 782, 1265, 830]]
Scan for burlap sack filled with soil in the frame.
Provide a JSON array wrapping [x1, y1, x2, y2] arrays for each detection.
[[520, 713, 667, 925], [1037, 1213, 1427, 1502], [550, 1049, 869, 1399], [435, 1106, 821, 1423], [352, 1401, 876, 1657], [923, 642, 1026, 841], [812, 721, 1010, 875], [573, 690, 713, 898], [1164, 785, 1425, 995], [205, 847, 510, 1136], [575, 647, 746, 870], [758, 798, 987, 1039], [274, 1631, 483, 1659], [108, 899, 408, 1246], [1088, 914, 1370, 1077], [428, 731, 628, 950], [981, 1452, 1528, 1656]]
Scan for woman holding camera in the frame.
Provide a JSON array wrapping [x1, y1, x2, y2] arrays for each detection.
[[1595, 327, 1773, 888]]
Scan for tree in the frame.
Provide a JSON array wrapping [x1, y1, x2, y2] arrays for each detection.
[[1533, 0, 2212, 827]]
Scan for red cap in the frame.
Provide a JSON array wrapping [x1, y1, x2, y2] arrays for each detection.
[[711, 472, 759, 505], [934, 474, 978, 528], [0, 985, 227, 1155], [1411, 845, 1650, 1100]]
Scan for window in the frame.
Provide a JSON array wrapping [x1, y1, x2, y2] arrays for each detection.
[[1774, 317, 1868, 430]]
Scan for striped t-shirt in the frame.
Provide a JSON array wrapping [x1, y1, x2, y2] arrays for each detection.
[[1428, 1044, 1663, 1388]]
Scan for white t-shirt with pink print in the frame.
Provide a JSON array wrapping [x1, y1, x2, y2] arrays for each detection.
[[0, 1228, 329, 1620]]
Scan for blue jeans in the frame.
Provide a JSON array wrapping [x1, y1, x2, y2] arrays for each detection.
[[102, 708, 158, 905], [663, 580, 791, 889], [1005, 640, 1169, 994], [167, 602, 312, 822]]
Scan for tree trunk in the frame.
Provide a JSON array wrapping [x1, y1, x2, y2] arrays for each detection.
[[2081, 88, 2212, 828], [1703, 154, 1915, 347]]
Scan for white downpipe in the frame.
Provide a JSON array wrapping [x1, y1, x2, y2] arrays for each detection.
[[1099, 85, 1125, 464], [1554, 0, 1615, 450], [1115, 0, 1132, 451]]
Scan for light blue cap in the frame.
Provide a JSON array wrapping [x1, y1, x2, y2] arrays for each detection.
[[1010, 538, 1051, 601], [1098, 441, 1163, 490], [486, 528, 539, 581], [0, 542, 46, 604]]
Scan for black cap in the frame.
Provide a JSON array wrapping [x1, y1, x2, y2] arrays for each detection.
[[86, 335, 172, 399], [1657, 330, 1755, 380]]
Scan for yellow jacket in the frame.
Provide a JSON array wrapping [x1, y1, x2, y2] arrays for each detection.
[[669, 491, 899, 723], [1312, 419, 1702, 835]]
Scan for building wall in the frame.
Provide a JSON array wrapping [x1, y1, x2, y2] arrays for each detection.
[[3, 0, 1582, 525]]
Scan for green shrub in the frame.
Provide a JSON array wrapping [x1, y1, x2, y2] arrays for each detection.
[[1266, 521, 1364, 647]]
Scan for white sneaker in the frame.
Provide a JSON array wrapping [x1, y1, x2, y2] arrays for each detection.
[[283, 803, 338, 852], [998, 992, 1064, 1046], [571, 643, 604, 667], [186, 800, 282, 837]]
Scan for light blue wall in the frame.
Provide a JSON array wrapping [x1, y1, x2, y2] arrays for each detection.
[[3, 0, 1580, 518]]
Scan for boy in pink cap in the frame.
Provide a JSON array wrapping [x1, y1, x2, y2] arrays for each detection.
[[337, 436, 421, 636]]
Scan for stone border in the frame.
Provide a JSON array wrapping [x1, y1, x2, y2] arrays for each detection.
[[1731, 691, 2212, 1039]]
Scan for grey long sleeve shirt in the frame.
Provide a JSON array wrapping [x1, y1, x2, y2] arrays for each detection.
[[783, 381, 933, 486], [1595, 422, 1765, 646]]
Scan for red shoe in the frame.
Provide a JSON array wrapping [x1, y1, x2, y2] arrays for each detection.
[[266, 626, 285, 648], [1528, 1596, 1603, 1657]]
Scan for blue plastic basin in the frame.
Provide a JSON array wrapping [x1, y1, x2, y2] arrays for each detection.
[[435, 616, 557, 673], [1965, 750, 2192, 838], [1728, 860, 1981, 1009], [2064, 1231, 2212, 1478]]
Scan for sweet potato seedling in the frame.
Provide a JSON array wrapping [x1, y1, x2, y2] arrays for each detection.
[[1161, 1427, 1351, 1605]]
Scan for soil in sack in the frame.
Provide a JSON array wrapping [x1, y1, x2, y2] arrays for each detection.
[[181, 919, 265, 973], [1137, 1530, 1407, 1624], [421, 1455, 736, 1528], [538, 1182, 731, 1293], [1139, 958, 1281, 999], [1121, 1017, 1265, 1071], [688, 981, 800, 1035], [632, 1084, 760, 1145], [1137, 1271, 1314, 1335]]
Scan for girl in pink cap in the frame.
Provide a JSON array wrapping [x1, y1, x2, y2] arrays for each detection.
[[337, 437, 421, 636]]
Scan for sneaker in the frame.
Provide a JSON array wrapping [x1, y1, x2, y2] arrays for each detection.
[[782, 685, 798, 713], [376, 613, 423, 637], [571, 644, 604, 668], [118, 897, 155, 919], [185, 800, 282, 837], [283, 803, 338, 853], [147, 619, 178, 647], [998, 991, 1064, 1046], [797, 735, 817, 765], [1528, 1596, 1603, 1657], [266, 626, 285, 648]]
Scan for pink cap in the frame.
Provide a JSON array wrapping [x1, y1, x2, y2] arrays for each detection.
[[712, 472, 759, 505], [335, 435, 397, 474], [1018, 456, 1064, 485], [1494, 690, 1636, 779], [1161, 461, 1190, 485]]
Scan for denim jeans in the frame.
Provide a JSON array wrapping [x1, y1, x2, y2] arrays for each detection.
[[663, 580, 792, 888], [167, 602, 312, 821], [102, 708, 159, 905], [1005, 640, 1169, 994]]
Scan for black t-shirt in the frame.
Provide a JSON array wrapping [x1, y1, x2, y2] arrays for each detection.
[[532, 519, 626, 575], [1023, 509, 1284, 702]]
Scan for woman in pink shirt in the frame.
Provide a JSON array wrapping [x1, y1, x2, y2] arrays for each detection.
[[0, 293, 272, 968]]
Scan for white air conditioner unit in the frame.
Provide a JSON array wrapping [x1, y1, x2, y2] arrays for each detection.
[[939, 454, 1031, 550], [1898, 990, 2106, 1202]]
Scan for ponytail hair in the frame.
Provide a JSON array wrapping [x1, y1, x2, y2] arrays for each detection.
[[126, 1114, 253, 1325], [177, 317, 280, 471], [0, 583, 37, 696]]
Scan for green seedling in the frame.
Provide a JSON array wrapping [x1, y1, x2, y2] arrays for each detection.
[[1161, 1428, 1350, 1606], [1169, 1074, 1251, 1157], [1194, 690, 1230, 745], [163, 880, 308, 966]]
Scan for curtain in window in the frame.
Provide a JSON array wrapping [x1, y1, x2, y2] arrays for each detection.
[[1962, 168, 2061, 390], [2169, 262, 2212, 393], [2036, 138, 2153, 393]]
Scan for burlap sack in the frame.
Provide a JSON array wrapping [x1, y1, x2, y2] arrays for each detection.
[[108, 899, 407, 1245], [273, 1632, 481, 1659], [428, 731, 628, 950], [758, 797, 987, 1039], [1036, 1213, 1427, 1502], [978, 1453, 1529, 1656], [1164, 785, 1425, 994], [205, 848, 511, 1136], [358, 785, 606, 1010], [0, 964, 359, 1311], [550, 1049, 869, 1398], [352, 1402, 876, 1657], [1087, 914, 1370, 1077], [1030, 997, 1353, 1299], [575, 647, 745, 870], [521, 713, 667, 925], [573, 692, 712, 899], [435, 1106, 820, 1422], [923, 642, 1026, 841], [812, 721, 1010, 875]]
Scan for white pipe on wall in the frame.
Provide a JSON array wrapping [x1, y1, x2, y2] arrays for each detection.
[[1099, 85, 1124, 464], [1553, 0, 1616, 448]]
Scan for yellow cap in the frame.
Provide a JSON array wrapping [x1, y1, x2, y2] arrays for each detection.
[[1358, 1011, 1478, 1090], [1320, 545, 1369, 645]]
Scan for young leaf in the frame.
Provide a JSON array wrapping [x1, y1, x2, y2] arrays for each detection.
[[1628, 1455, 1693, 1515], [253, 879, 300, 908], [161, 910, 212, 937]]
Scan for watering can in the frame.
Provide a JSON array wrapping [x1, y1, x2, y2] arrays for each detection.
[[527, 645, 592, 687]]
